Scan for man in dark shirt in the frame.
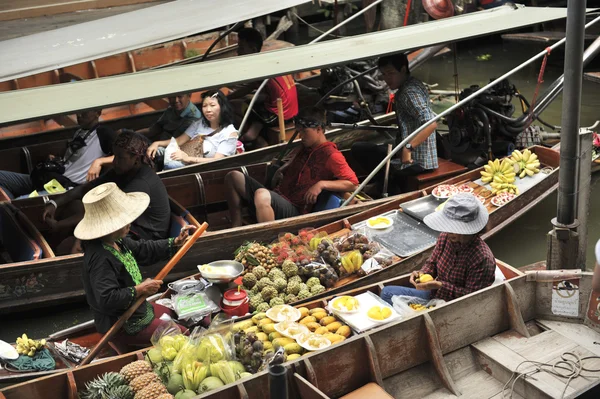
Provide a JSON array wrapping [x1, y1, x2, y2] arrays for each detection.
[[135, 94, 201, 141], [380, 193, 495, 304], [43, 131, 171, 251], [225, 107, 358, 227]]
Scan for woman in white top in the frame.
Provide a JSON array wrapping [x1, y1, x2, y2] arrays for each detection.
[[147, 90, 239, 170]]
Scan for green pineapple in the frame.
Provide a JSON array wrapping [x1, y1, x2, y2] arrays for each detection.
[[79, 372, 128, 399], [102, 384, 133, 399]]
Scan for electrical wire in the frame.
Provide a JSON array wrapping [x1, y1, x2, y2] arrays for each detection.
[[292, 12, 346, 38]]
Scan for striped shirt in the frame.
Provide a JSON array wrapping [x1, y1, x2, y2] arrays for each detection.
[[394, 76, 438, 170]]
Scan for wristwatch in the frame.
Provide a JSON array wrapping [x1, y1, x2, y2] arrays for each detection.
[[405, 143, 414, 152]]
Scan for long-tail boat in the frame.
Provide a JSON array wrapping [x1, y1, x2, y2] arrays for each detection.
[[5, 266, 599, 398], [0, 146, 558, 315], [0, 259, 522, 385]]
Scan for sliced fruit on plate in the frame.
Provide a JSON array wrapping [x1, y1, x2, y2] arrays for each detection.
[[367, 216, 392, 228], [266, 304, 301, 322], [331, 296, 359, 312], [367, 306, 393, 321], [296, 332, 332, 351], [491, 192, 516, 207], [456, 183, 474, 193], [274, 321, 310, 339], [432, 184, 458, 199]]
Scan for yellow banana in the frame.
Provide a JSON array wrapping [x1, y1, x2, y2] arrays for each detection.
[[525, 169, 534, 177], [522, 149, 531, 162], [512, 150, 523, 161]]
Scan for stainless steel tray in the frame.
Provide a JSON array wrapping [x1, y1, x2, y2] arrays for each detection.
[[352, 210, 439, 258], [400, 195, 442, 222]]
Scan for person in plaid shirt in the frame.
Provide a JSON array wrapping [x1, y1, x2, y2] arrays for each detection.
[[351, 52, 438, 194], [381, 193, 495, 304]]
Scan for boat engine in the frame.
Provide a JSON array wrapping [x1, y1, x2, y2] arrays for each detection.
[[444, 78, 545, 167]]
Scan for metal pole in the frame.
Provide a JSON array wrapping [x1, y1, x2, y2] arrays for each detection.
[[556, 0, 587, 226], [341, 14, 600, 207], [238, 0, 385, 133]]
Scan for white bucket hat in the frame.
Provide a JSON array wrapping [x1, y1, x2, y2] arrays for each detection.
[[424, 192, 489, 235], [74, 182, 150, 240]]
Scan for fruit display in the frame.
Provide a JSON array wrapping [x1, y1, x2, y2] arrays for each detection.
[[331, 296, 360, 312], [340, 251, 363, 275], [508, 148, 540, 178], [266, 304, 301, 322], [491, 192, 516, 207], [79, 372, 133, 399], [367, 216, 392, 228], [367, 306, 393, 321], [481, 158, 516, 185], [235, 242, 277, 275], [409, 303, 436, 311], [455, 183, 474, 193], [432, 184, 459, 199], [15, 334, 46, 357]]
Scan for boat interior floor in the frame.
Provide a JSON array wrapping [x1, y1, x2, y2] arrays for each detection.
[[384, 319, 600, 398]]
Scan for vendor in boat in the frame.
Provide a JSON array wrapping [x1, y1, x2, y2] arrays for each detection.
[[147, 90, 240, 170], [43, 131, 171, 253], [131, 93, 202, 141], [224, 107, 358, 227], [227, 27, 299, 150], [381, 193, 495, 304], [0, 110, 116, 199], [351, 53, 438, 194], [75, 182, 192, 345]]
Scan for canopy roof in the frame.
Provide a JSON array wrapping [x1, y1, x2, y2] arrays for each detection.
[[0, 0, 309, 83], [0, 5, 577, 125]]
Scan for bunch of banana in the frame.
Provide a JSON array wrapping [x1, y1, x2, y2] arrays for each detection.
[[490, 182, 519, 195], [183, 361, 209, 391], [16, 334, 46, 357], [508, 148, 540, 178], [480, 158, 515, 184]]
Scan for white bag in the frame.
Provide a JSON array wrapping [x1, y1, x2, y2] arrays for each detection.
[[163, 137, 181, 169]]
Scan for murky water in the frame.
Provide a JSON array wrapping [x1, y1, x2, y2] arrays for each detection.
[[1, 36, 599, 348]]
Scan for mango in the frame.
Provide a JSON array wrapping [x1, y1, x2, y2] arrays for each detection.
[[314, 327, 329, 335], [298, 307, 310, 318], [336, 325, 351, 338], [320, 316, 336, 326], [418, 273, 434, 283], [262, 323, 276, 334], [324, 333, 345, 344], [312, 312, 328, 321], [306, 322, 321, 332], [299, 316, 316, 325], [309, 307, 326, 315], [273, 338, 296, 349], [263, 341, 273, 350], [243, 326, 258, 334], [233, 320, 254, 333], [258, 318, 274, 327], [251, 312, 268, 325], [286, 353, 302, 361], [268, 332, 283, 341], [283, 343, 303, 355], [255, 332, 268, 342], [326, 322, 343, 332]]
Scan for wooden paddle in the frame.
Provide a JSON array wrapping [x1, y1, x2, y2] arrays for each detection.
[[80, 222, 208, 366]]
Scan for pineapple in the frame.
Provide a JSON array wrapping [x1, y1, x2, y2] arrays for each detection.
[[79, 372, 128, 399], [134, 382, 168, 399], [130, 372, 160, 393], [104, 385, 134, 399], [156, 395, 175, 399], [120, 360, 153, 383]]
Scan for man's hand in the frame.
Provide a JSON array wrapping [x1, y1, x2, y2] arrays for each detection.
[[409, 271, 420, 287], [171, 150, 190, 163], [271, 169, 284, 188], [42, 203, 57, 223], [401, 147, 413, 165], [415, 280, 443, 291], [47, 154, 56, 161], [86, 159, 103, 182], [45, 217, 59, 231], [147, 143, 160, 159], [174, 225, 196, 247], [136, 278, 163, 297], [304, 181, 323, 205]]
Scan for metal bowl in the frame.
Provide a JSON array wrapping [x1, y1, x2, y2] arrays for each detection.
[[198, 260, 244, 284], [168, 279, 205, 294]]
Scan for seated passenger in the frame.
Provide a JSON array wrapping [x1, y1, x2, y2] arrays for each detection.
[[75, 183, 192, 345], [135, 93, 201, 141], [225, 107, 358, 227], [0, 110, 115, 199], [351, 53, 438, 194], [227, 28, 299, 149], [43, 131, 171, 254], [380, 193, 495, 305], [147, 90, 239, 170]]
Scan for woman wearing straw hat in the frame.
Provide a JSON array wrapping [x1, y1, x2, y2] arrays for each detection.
[[381, 193, 496, 305], [75, 182, 194, 346]]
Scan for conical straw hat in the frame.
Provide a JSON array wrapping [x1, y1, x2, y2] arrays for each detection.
[[74, 182, 150, 240]]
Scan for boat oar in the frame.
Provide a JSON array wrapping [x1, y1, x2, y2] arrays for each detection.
[[79, 222, 208, 366]]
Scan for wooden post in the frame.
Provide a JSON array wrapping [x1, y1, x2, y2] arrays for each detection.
[[277, 98, 287, 143]]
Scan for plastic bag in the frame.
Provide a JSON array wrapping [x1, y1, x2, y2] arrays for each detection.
[[149, 319, 188, 362], [172, 291, 220, 320], [358, 246, 395, 276], [163, 137, 180, 169], [297, 256, 338, 288], [334, 231, 372, 253], [391, 295, 446, 318], [172, 326, 204, 373]]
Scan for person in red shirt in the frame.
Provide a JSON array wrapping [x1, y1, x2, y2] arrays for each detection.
[[225, 107, 358, 227], [380, 193, 496, 305], [227, 28, 299, 149]]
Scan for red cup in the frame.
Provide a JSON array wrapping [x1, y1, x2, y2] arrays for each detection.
[[221, 288, 249, 317]]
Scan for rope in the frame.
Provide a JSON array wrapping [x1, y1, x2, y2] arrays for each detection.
[[292, 12, 346, 39], [500, 351, 600, 399], [526, 47, 551, 127]]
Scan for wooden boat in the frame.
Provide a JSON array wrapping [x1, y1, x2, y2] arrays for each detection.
[[8, 267, 600, 398], [0, 146, 559, 315], [0, 259, 522, 385], [584, 71, 600, 84]]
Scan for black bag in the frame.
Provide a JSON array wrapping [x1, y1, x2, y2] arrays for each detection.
[[29, 160, 73, 191], [265, 130, 300, 189]]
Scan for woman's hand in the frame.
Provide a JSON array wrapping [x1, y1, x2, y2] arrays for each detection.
[[135, 278, 163, 297], [174, 225, 197, 247], [147, 143, 160, 159], [171, 150, 190, 163]]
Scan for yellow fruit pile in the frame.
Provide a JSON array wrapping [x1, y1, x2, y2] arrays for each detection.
[[507, 148, 540, 178], [367, 306, 392, 320], [481, 159, 515, 185], [332, 296, 359, 312], [16, 334, 46, 357], [340, 251, 363, 274], [409, 303, 436, 311]]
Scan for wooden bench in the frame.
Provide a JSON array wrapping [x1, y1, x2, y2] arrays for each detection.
[[405, 158, 468, 191]]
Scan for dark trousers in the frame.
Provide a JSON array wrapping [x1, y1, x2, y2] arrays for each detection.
[[351, 142, 429, 195], [0, 171, 34, 199]]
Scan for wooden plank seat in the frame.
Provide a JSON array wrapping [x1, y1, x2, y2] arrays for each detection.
[[406, 158, 468, 191]]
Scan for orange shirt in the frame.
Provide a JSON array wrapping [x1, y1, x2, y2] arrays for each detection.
[[264, 75, 299, 120]]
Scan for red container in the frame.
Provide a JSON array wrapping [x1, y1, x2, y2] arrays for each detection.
[[221, 288, 249, 317]]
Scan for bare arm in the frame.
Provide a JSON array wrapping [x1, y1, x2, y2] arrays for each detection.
[[86, 155, 114, 182], [147, 134, 191, 158]]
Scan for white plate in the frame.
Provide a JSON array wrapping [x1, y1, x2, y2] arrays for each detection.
[[0, 340, 19, 360], [366, 306, 395, 324], [455, 183, 474, 193], [491, 193, 516, 207], [274, 321, 309, 339], [432, 184, 458, 200], [329, 296, 360, 314], [266, 305, 301, 322], [296, 332, 332, 352], [366, 216, 394, 230]]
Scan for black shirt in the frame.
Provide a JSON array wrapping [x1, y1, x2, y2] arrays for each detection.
[[82, 238, 172, 334], [94, 165, 170, 240]]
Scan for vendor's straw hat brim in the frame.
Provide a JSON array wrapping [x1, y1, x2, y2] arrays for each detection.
[[74, 182, 150, 240]]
